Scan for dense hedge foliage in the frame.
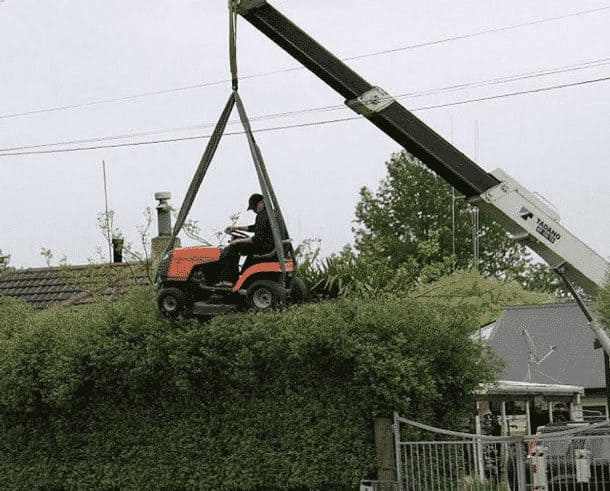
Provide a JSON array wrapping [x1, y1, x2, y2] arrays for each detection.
[[0, 289, 496, 489]]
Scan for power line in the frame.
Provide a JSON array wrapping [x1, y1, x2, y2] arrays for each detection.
[[2, 56, 609, 154], [344, 4, 610, 62], [1, 4, 609, 121], [1, 75, 608, 157]]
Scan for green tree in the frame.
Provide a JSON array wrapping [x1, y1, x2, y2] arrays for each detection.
[[354, 151, 561, 292]]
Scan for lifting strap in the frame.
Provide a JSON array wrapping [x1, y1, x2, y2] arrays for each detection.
[[157, 92, 236, 269], [156, 3, 292, 282], [229, 0, 239, 91], [234, 91, 287, 275]]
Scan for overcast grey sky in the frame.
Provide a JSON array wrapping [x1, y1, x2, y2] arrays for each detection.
[[1, 0, 609, 268]]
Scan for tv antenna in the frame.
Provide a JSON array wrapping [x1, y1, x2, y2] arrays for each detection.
[[522, 328, 560, 383]]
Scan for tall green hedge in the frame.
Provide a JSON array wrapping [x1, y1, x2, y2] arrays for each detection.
[[0, 290, 496, 490]]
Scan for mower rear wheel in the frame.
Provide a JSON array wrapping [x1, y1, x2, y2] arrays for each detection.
[[288, 277, 308, 304], [158, 287, 186, 318], [246, 280, 286, 312]]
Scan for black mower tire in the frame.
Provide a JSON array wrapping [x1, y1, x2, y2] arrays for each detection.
[[158, 287, 186, 318], [288, 277, 308, 304], [246, 280, 286, 312]]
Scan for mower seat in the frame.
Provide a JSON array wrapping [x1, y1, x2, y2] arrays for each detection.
[[250, 239, 292, 262]]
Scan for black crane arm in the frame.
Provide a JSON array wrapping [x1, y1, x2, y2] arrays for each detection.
[[234, 0, 499, 198], [234, 0, 610, 356]]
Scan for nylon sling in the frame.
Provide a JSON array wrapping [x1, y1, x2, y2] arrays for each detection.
[[155, 2, 292, 282], [156, 92, 235, 273]]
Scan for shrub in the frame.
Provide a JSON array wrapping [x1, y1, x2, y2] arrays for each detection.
[[0, 289, 496, 489]]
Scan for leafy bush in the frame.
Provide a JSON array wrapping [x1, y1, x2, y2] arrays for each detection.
[[0, 289, 497, 489], [410, 270, 554, 325]]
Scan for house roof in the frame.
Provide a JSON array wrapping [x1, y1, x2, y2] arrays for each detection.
[[487, 303, 605, 390], [0, 263, 150, 309]]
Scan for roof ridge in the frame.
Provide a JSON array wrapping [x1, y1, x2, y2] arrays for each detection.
[[2, 262, 144, 273], [502, 301, 591, 311]]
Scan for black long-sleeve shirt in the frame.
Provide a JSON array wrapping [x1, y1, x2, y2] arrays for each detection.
[[246, 210, 275, 253]]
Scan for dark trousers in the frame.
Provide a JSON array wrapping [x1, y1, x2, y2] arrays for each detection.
[[218, 242, 257, 283]]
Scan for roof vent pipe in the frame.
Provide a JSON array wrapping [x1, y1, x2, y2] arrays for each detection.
[[155, 192, 172, 236]]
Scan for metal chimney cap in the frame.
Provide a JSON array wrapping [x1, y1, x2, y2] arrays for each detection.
[[154, 191, 171, 201]]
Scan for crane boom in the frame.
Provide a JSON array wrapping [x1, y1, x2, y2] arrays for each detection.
[[234, 0, 610, 345], [234, 0, 499, 198]]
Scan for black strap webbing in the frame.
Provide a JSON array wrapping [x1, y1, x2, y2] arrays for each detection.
[[235, 91, 287, 274], [156, 5, 292, 283], [157, 92, 235, 271]]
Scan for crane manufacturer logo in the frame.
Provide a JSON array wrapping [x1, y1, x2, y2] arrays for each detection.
[[519, 207, 534, 221], [535, 218, 561, 244], [519, 207, 561, 244]]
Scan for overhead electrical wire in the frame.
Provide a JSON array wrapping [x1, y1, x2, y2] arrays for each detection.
[[1, 74, 609, 157], [1, 3, 609, 121], [343, 4, 610, 61], [1, 56, 609, 154]]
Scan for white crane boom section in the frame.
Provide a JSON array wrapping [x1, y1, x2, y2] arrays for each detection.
[[472, 168, 608, 295]]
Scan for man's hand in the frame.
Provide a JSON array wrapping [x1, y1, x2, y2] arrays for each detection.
[[224, 226, 236, 234]]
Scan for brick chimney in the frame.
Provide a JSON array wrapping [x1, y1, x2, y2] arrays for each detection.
[[151, 192, 180, 264]]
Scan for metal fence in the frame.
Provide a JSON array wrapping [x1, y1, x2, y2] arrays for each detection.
[[393, 413, 610, 490]]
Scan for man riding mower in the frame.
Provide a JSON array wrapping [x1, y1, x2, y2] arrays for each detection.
[[156, 193, 307, 318]]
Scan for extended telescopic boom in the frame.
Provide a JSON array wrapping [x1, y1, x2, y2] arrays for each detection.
[[234, 0, 610, 350]]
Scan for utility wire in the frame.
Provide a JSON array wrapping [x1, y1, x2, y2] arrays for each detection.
[[344, 4, 610, 62], [2, 56, 609, 154], [1, 4, 609, 121], [1, 75, 609, 157]]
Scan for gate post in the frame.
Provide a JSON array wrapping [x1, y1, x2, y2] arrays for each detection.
[[393, 412, 404, 491], [514, 436, 527, 491], [374, 417, 398, 490]]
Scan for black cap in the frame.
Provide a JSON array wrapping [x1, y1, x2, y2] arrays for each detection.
[[247, 193, 264, 211]]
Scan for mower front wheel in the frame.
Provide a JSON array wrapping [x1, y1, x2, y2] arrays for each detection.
[[246, 280, 286, 312], [158, 287, 186, 318]]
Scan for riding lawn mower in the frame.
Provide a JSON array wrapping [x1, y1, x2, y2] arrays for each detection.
[[156, 230, 307, 318]]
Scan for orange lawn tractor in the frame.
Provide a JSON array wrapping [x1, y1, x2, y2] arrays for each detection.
[[156, 230, 307, 318], [154, 88, 307, 319]]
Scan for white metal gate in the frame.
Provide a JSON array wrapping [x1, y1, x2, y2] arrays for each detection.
[[393, 413, 610, 490]]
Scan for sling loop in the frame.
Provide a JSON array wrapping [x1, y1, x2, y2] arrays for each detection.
[[229, 0, 239, 91]]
